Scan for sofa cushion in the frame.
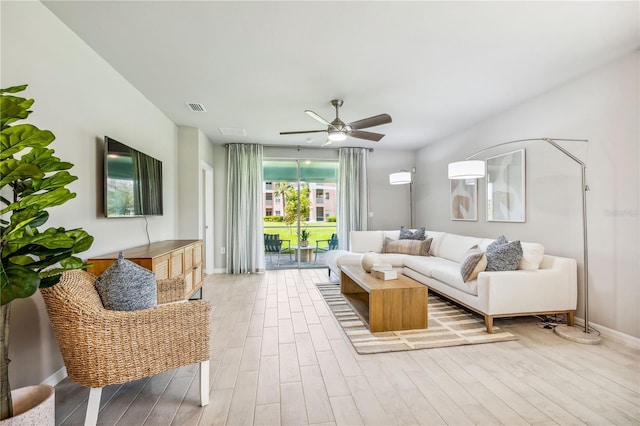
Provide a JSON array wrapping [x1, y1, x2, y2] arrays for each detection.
[[485, 235, 523, 271], [425, 231, 446, 256], [437, 233, 483, 263], [403, 255, 458, 278], [431, 263, 478, 296], [399, 226, 426, 240], [383, 237, 431, 256], [350, 231, 384, 253], [460, 245, 487, 282], [94, 252, 157, 311], [382, 230, 401, 240]]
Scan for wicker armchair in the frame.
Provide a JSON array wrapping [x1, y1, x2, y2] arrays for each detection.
[[40, 270, 211, 426]]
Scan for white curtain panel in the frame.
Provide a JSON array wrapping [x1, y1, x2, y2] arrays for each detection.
[[226, 144, 264, 273], [338, 148, 369, 250]]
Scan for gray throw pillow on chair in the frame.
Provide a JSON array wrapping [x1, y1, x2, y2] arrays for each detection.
[[95, 252, 158, 311]]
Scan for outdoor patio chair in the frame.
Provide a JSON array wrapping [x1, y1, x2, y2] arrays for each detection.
[[264, 233, 291, 266], [314, 233, 339, 263]]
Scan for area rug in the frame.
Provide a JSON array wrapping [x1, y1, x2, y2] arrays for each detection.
[[316, 283, 517, 354]]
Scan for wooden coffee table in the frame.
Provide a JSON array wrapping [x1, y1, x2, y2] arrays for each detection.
[[340, 265, 428, 332]]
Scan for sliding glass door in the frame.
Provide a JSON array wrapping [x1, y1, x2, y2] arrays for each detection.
[[263, 159, 338, 270]]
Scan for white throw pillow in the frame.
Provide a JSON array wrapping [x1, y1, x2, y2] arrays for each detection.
[[519, 242, 545, 270]]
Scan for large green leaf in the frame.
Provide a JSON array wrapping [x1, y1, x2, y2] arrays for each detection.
[[6, 255, 35, 266], [20, 148, 73, 172], [38, 274, 61, 289], [0, 262, 40, 305], [28, 171, 77, 195], [0, 85, 28, 94], [5, 227, 76, 251], [0, 98, 28, 130], [67, 230, 94, 253], [59, 256, 84, 270], [0, 159, 44, 186], [6, 207, 49, 236], [21, 249, 74, 271], [0, 187, 76, 216], [0, 124, 55, 159]]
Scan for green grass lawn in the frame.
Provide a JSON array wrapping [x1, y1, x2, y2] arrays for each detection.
[[263, 222, 337, 247]]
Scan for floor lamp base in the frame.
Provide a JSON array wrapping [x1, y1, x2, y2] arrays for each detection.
[[554, 324, 601, 344]]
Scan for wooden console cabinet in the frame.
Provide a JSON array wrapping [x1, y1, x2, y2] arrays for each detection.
[[87, 240, 204, 299]]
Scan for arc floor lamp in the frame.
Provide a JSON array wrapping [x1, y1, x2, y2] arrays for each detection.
[[448, 138, 600, 344]]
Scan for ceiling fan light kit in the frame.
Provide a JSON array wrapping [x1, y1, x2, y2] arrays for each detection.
[[280, 99, 392, 144], [328, 131, 347, 142]]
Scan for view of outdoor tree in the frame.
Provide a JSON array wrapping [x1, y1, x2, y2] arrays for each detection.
[[282, 182, 310, 225]]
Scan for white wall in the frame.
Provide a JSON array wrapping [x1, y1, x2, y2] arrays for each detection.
[[415, 50, 639, 337], [1, 2, 179, 387], [177, 127, 201, 238], [211, 145, 228, 272], [177, 126, 215, 239], [368, 150, 417, 230]]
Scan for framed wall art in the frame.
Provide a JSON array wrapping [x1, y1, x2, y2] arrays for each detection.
[[450, 178, 477, 221], [486, 149, 526, 222]]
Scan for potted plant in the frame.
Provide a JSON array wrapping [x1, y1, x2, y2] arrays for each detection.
[[299, 229, 311, 247], [0, 85, 94, 422]]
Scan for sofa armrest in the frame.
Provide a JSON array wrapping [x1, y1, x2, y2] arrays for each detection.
[[477, 255, 577, 315]]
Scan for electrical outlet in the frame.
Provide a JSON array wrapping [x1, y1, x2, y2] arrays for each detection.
[[221, 247, 226, 255]]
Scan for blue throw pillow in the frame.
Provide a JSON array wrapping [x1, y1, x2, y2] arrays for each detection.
[[399, 226, 426, 240], [94, 252, 158, 311], [485, 235, 523, 271]]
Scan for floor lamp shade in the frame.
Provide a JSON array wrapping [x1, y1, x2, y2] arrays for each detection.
[[389, 171, 412, 185], [448, 160, 485, 179]]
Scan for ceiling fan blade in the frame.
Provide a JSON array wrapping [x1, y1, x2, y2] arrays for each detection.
[[348, 113, 392, 130], [280, 130, 327, 135], [305, 110, 333, 127], [349, 130, 385, 142]]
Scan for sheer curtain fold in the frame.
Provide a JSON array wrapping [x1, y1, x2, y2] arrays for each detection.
[[337, 148, 369, 250], [226, 144, 264, 273]]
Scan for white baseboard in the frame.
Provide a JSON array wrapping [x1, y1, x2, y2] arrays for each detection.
[[574, 317, 640, 348], [41, 366, 67, 387]]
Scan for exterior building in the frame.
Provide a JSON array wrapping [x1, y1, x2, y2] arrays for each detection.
[[263, 181, 337, 222]]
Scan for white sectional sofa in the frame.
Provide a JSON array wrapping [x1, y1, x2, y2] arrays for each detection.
[[325, 230, 577, 333]]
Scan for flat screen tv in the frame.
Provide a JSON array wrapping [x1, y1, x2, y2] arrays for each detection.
[[104, 136, 163, 217]]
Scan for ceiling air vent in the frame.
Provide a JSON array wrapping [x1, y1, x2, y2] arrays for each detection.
[[219, 127, 247, 136], [185, 102, 206, 112]]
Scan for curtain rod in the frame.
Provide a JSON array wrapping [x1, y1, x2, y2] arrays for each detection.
[[223, 143, 373, 152]]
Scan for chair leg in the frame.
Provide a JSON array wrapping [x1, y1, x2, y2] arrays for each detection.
[[200, 360, 210, 406], [85, 387, 102, 426]]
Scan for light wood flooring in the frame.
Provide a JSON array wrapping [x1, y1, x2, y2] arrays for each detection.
[[55, 269, 640, 425]]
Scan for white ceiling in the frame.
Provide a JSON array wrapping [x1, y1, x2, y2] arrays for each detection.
[[43, 1, 639, 151]]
